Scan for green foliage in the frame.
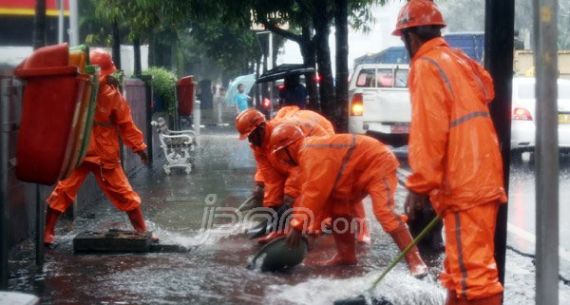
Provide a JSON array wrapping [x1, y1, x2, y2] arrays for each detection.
[[142, 67, 177, 115]]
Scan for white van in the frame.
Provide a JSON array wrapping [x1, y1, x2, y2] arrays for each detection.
[[348, 64, 411, 146]]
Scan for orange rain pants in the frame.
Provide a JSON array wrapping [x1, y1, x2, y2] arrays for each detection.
[[289, 134, 404, 234], [441, 202, 503, 300], [47, 161, 141, 213], [406, 37, 507, 300]]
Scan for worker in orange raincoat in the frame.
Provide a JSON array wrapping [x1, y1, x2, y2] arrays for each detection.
[[393, 1, 508, 304], [235, 108, 370, 244], [43, 49, 155, 247], [272, 123, 427, 276]]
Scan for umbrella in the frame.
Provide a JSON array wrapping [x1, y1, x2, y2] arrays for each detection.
[[225, 73, 256, 106]]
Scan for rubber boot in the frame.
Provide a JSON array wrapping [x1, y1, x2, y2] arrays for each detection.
[[446, 290, 457, 305], [356, 218, 371, 244], [127, 207, 158, 242], [256, 230, 285, 245], [316, 217, 357, 266], [389, 224, 428, 278], [457, 293, 502, 305], [44, 207, 62, 247]]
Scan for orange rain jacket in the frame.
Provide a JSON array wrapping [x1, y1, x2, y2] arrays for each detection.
[[406, 37, 507, 215], [83, 77, 147, 168], [253, 109, 335, 207], [290, 134, 404, 233]]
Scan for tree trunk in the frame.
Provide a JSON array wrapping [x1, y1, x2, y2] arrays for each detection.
[[133, 35, 142, 77], [334, 0, 349, 131], [33, 0, 47, 50], [255, 56, 262, 107], [148, 34, 155, 67], [301, 25, 319, 111], [111, 20, 121, 70], [313, 0, 335, 119]]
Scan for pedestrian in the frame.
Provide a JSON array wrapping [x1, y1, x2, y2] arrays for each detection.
[[235, 108, 370, 244], [279, 74, 307, 109], [393, 1, 507, 304], [271, 123, 427, 276], [43, 49, 156, 247], [235, 83, 251, 113], [214, 86, 226, 126]]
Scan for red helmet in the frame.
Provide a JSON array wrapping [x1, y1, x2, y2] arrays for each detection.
[[89, 48, 117, 76], [269, 123, 304, 154], [235, 108, 266, 140], [392, 0, 446, 36]]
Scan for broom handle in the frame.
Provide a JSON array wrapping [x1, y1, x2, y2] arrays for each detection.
[[368, 215, 442, 292], [237, 195, 256, 211]]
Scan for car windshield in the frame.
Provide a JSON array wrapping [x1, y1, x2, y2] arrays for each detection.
[[356, 67, 408, 88], [519, 82, 570, 99]]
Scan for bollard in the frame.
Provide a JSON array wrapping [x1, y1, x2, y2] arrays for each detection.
[[1, 78, 10, 289], [194, 99, 201, 137]]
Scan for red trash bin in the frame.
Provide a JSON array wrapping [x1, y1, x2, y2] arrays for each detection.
[[177, 76, 195, 116], [14, 43, 89, 185]]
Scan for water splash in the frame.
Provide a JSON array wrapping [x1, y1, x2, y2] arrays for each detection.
[[266, 269, 445, 305], [149, 220, 257, 248]]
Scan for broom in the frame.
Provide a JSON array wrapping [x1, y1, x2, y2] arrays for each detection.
[[333, 215, 442, 305]]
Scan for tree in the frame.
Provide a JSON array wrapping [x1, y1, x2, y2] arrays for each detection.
[[440, 0, 570, 49], [335, 0, 349, 131]]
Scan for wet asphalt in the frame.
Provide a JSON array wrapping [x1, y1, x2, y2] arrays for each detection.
[[6, 125, 570, 305]]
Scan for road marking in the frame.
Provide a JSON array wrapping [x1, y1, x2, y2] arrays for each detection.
[[507, 223, 570, 263]]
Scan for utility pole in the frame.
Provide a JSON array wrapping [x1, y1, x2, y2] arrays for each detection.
[[69, 0, 79, 46], [33, 0, 47, 50], [484, 0, 515, 288], [57, 0, 64, 43], [534, 0, 559, 304]]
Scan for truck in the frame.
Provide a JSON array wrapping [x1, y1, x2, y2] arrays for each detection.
[[348, 33, 486, 146]]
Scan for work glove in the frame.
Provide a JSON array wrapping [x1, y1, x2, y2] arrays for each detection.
[[282, 195, 295, 207], [404, 190, 430, 222], [136, 150, 149, 165], [252, 183, 264, 203], [286, 227, 304, 249]]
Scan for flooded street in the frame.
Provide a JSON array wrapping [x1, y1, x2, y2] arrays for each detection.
[[6, 127, 570, 305]]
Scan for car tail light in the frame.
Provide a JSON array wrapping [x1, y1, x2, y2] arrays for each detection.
[[351, 93, 363, 116], [513, 107, 533, 121], [314, 73, 321, 83], [263, 97, 271, 108]]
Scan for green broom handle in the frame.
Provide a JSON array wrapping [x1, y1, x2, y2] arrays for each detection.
[[368, 215, 442, 292]]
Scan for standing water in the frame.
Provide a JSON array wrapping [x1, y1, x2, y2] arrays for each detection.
[[8, 129, 558, 304]]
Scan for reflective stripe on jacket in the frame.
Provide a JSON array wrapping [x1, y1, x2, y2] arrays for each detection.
[[406, 37, 507, 214], [84, 79, 146, 167], [291, 134, 399, 230]]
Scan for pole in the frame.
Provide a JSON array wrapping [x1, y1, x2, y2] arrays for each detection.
[[57, 0, 64, 43], [1, 78, 10, 289], [69, 0, 79, 46], [33, 0, 46, 50], [534, 0, 559, 304], [142, 75, 154, 166], [34, 185, 43, 267], [268, 32, 273, 71], [484, 0, 515, 288]]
